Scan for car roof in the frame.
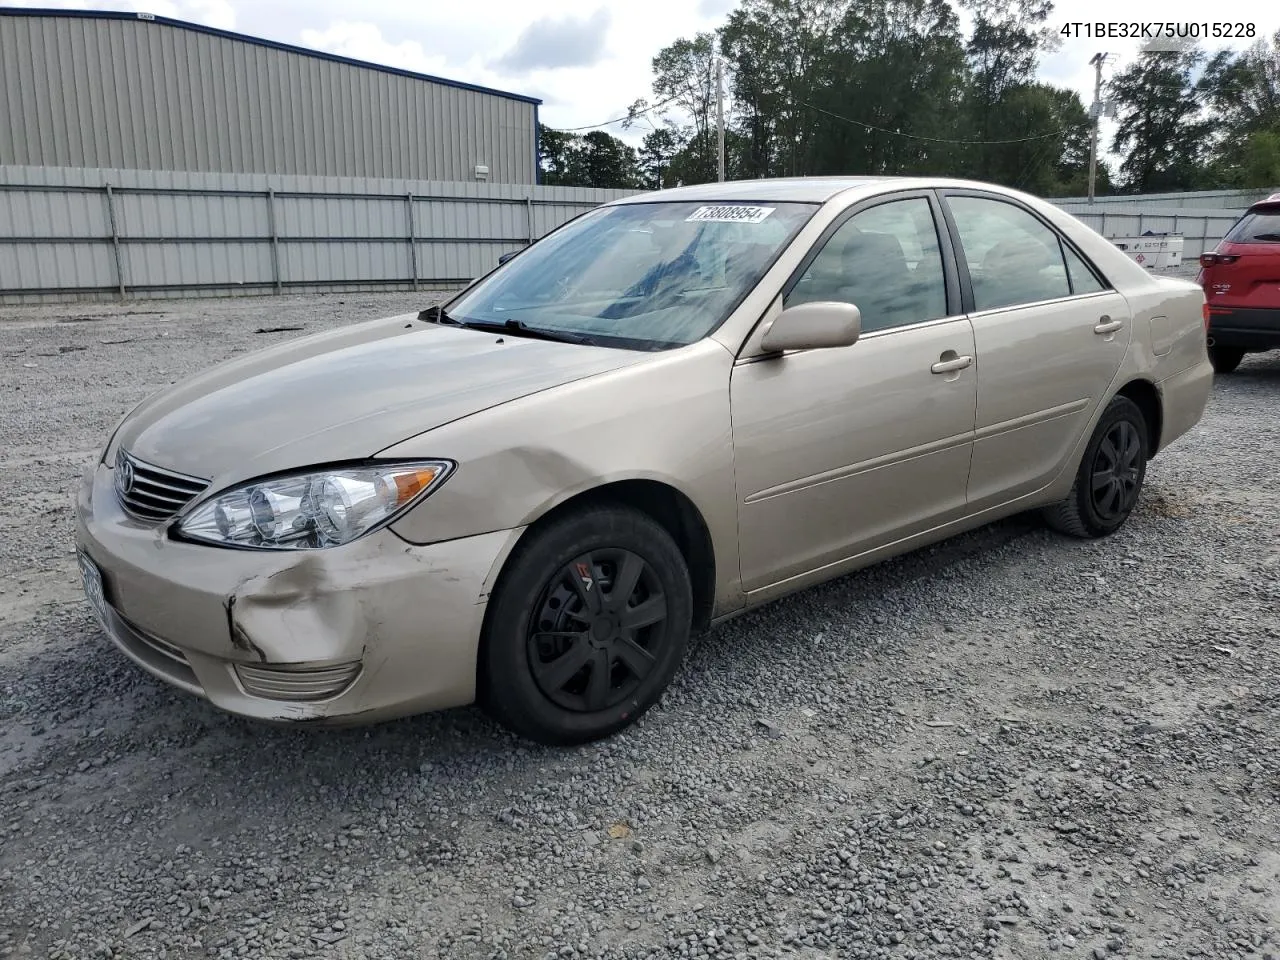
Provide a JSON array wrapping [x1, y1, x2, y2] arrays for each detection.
[[603, 176, 1040, 206]]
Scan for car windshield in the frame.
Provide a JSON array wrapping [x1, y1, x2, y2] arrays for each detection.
[[446, 200, 818, 349], [1224, 208, 1280, 243]]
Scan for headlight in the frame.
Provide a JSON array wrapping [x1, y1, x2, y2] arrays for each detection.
[[176, 461, 453, 550]]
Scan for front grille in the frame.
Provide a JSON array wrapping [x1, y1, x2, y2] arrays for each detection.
[[234, 662, 362, 702], [115, 449, 209, 522]]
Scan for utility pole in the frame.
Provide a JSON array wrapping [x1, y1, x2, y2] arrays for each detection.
[[715, 55, 725, 182], [1087, 52, 1109, 203]]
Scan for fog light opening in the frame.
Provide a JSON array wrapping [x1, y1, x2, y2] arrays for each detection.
[[233, 660, 362, 702]]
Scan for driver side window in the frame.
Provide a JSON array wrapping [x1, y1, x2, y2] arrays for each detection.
[[785, 197, 948, 333]]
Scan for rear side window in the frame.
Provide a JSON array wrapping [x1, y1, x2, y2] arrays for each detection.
[[1224, 208, 1280, 243], [1062, 243, 1106, 294], [946, 196, 1072, 310]]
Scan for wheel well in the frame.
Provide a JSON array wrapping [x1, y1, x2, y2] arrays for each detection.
[[1116, 379, 1163, 457], [507, 480, 718, 635]]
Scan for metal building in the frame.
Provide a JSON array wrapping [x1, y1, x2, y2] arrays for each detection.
[[0, 8, 541, 184]]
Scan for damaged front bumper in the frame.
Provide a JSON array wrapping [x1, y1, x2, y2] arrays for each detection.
[[74, 461, 519, 724]]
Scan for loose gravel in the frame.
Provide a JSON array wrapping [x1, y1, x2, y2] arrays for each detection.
[[1, 291, 1277, 960]]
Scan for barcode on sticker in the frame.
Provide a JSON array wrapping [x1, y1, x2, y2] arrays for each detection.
[[686, 205, 775, 224]]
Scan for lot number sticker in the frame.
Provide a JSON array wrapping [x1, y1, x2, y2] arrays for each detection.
[[686, 205, 776, 224]]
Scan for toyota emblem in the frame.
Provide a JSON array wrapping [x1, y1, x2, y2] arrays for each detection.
[[118, 457, 135, 495]]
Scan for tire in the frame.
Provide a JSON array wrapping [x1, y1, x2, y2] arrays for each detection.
[[1208, 344, 1245, 374], [1043, 394, 1148, 539], [479, 504, 692, 746]]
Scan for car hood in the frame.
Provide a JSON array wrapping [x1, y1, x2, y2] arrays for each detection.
[[114, 313, 651, 485]]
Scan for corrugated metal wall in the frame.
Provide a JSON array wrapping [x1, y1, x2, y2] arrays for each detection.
[[0, 166, 640, 303], [1053, 203, 1247, 259], [0, 11, 538, 184], [1048, 187, 1276, 211]]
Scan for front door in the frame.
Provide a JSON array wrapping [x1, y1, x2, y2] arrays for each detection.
[[730, 194, 978, 594], [941, 192, 1131, 509]]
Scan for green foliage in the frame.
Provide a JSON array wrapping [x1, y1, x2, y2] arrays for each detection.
[[537, 125, 641, 189], [1108, 46, 1213, 193], [1199, 31, 1280, 188], [542, 0, 1274, 197]]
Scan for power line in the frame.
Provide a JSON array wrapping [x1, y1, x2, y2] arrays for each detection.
[[555, 94, 684, 132], [799, 100, 1069, 145]]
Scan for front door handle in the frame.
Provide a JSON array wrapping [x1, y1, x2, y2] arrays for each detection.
[[1094, 317, 1124, 335], [931, 354, 973, 374]]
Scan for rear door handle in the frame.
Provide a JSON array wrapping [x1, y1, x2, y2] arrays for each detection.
[[1094, 317, 1123, 334], [931, 355, 973, 374]]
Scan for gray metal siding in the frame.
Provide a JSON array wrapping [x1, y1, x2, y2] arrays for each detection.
[[0, 14, 537, 183], [0, 165, 639, 302]]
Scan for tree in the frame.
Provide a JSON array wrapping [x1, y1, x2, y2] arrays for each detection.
[[958, 0, 1057, 176], [1109, 45, 1213, 193], [538, 125, 579, 186], [651, 33, 720, 183], [1200, 31, 1280, 187], [537, 126, 641, 189], [638, 128, 683, 189], [1239, 130, 1280, 189], [569, 131, 642, 189], [812, 0, 967, 176]]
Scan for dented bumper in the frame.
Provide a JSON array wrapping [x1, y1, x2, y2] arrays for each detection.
[[74, 462, 519, 724]]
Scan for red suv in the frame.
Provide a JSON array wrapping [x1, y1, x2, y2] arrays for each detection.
[[1198, 193, 1280, 373]]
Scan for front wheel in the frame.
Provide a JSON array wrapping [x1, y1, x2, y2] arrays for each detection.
[[479, 504, 692, 745], [1208, 344, 1245, 374], [1043, 394, 1148, 539]]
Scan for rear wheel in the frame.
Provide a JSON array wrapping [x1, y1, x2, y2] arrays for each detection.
[[1208, 344, 1245, 374], [1043, 395, 1148, 539], [479, 504, 692, 745]]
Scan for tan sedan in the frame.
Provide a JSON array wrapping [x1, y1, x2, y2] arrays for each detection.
[[75, 177, 1213, 744]]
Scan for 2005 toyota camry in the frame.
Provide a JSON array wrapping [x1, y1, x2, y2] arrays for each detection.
[[76, 177, 1212, 745]]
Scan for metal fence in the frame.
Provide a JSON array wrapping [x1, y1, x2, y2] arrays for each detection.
[[1051, 203, 1247, 260], [3, 167, 1274, 303], [0, 165, 639, 303], [1048, 187, 1276, 211]]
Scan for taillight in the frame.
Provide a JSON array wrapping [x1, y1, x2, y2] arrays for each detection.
[[1202, 302, 1210, 332], [1199, 253, 1239, 267]]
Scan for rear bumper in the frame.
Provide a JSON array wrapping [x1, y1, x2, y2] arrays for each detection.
[[1207, 306, 1280, 350], [1156, 357, 1212, 455]]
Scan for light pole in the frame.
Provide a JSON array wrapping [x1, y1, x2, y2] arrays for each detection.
[[1087, 52, 1113, 203], [710, 49, 728, 182]]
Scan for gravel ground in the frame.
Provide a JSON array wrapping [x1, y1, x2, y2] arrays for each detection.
[[1, 289, 1277, 960]]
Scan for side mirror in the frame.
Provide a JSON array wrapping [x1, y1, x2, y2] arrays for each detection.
[[760, 301, 861, 353], [498, 250, 520, 265]]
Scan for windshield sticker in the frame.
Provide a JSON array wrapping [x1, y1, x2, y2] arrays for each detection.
[[686, 205, 776, 224]]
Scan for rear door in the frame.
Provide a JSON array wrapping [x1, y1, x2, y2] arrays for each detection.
[[938, 190, 1130, 510]]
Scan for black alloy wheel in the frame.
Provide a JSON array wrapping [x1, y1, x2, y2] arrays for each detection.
[[527, 548, 670, 713], [1089, 418, 1143, 524], [479, 504, 693, 745], [1043, 394, 1148, 539]]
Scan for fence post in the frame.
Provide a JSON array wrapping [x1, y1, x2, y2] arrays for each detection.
[[1100, 212, 1107, 238], [104, 184, 126, 299], [526, 193, 535, 246], [407, 192, 419, 292], [266, 188, 282, 295]]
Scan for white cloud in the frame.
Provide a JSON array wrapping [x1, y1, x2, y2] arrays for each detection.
[[299, 21, 454, 76], [6, 0, 236, 29]]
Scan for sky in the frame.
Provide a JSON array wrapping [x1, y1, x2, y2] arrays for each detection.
[[6, 0, 1279, 159]]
